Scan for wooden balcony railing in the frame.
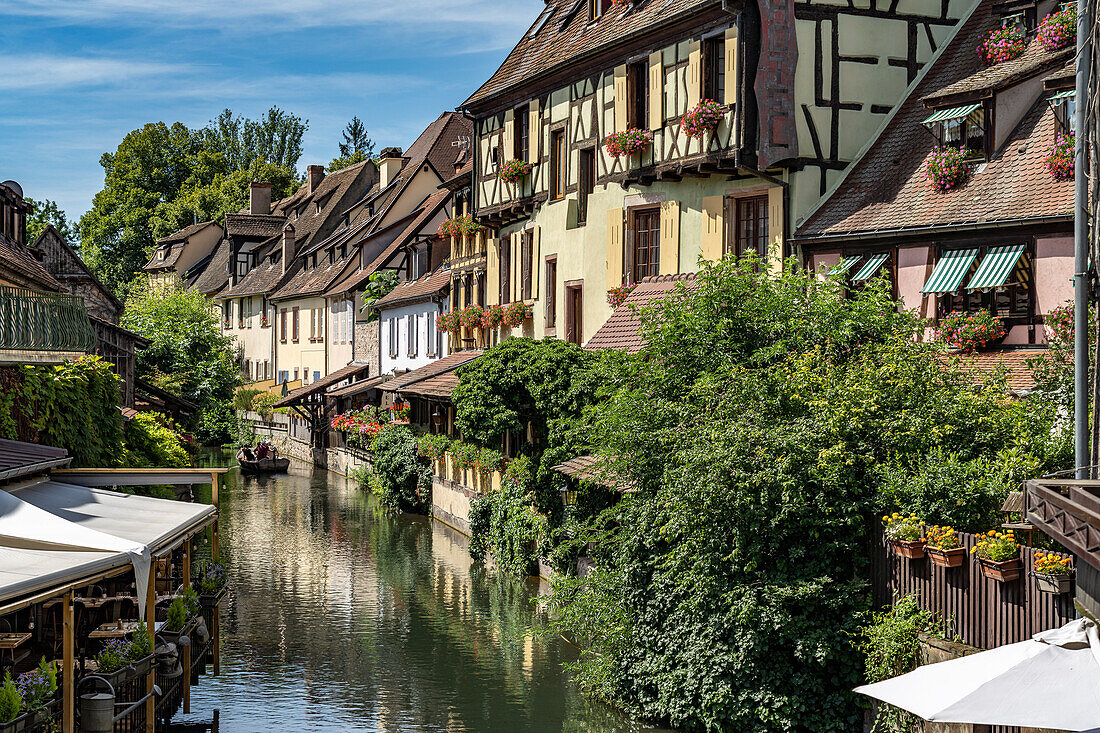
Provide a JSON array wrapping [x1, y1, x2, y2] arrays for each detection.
[[0, 286, 96, 353]]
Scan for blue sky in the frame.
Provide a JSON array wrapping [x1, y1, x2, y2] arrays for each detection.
[[0, 0, 543, 223]]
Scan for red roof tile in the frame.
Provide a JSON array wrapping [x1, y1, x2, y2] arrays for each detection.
[[373, 268, 450, 310], [585, 274, 697, 353], [945, 348, 1046, 393], [0, 233, 61, 291]]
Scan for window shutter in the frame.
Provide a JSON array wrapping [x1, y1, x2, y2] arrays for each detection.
[[725, 25, 740, 108], [659, 200, 681, 276], [688, 41, 702, 109], [648, 51, 664, 131], [486, 234, 500, 306], [532, 227, 541, 302], [512, 232, 522, 302], [606, 208, 624, 290], [529, 100, 541, 163], [768, 187, 784, 272], [701, 195, 724, 262], [624, 213, 636, 284], [614, 65, 628, 133], [504, 109, 515, 161]]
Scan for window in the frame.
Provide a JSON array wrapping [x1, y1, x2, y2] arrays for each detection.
[[521, 230, 534, 300], [514, 106, 529, 162], [224, 302, 233, 328], [550, 130, 566, 201], [389, 318, 398, 357], [565, 283, 583, 345], [476, 271, 486, 307], [545, 257, 558, 331], [578, 148, 595, 225], [292, 307, 300, 342], [726, 195, 769, 262], [628, 61, 649, 130], [703, 36, 726, 105], [333, 302, 342, 344], [236, 255, 249, 280], [310, 308, 324, 342], [926, 106, 987, 159], [280, 308, 288, 342], [490, 146, 500, 168], [628, 209, 661, 283], [1053, 92, 1076, 136], [588, 0, 612, 20], [408, 313, 418, 357], [427, 312, 437, 355], [938, 245, 1032, 321], [346, 299, 354, 342], [293, 368, 299, 382], [500, 236, 512, 304]]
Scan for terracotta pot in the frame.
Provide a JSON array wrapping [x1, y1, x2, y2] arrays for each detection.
[[1035, 572, 1074, 594], [889, 539, 926, 560], [927, 546, 966, 568], [978, 556, 1022, 582]]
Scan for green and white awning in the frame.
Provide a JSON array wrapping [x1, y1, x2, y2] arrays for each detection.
[[921, 248, 980, 294], [852, 253, 889, 282], [966, 244, 1025, 290], [832, 256, 862, 275], [922, 104, 983, 126], [1049, 89, 1076, 103]]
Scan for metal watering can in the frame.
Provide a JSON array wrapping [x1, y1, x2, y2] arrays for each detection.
[[77, 676, 162, 733]]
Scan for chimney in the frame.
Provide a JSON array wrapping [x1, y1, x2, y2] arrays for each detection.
[[377, 147, 404, 190], [307, 165, 325, 195], [281, 223, 297, 274], [250, 181, 272, 215]]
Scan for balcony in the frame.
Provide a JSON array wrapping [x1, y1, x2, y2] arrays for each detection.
[[0, 286, 96, 364]]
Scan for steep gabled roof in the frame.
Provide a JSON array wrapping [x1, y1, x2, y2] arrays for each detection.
[[154, 220, 217, 246], [0, 232, 60, 291], [280, 160, 375, 254], [189, 237, 231, 295], [32, 226, 122, 312], [462, 0, 713, 110], [218, 243, 291, 299], [270, 250, 357, 301], [224, 213, 285, 240], [796, 2, 1074, 241], [922, 39, 1073, 107], [373, 267, 450, 310]]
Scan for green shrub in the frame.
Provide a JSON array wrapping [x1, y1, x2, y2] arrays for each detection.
[[233, 388, 262, 412], [416, 433, 452, 460], [128, 622, 152, 659], [252, 392, 280, 422], [468, 456, 547, 576], [94, 639, 130, 673], [193, 399, 235, 446], [367, 426, 431, 512], [0, 673, 20, 723], [124, 412, 190, 468], [165, 596, 189, 631]]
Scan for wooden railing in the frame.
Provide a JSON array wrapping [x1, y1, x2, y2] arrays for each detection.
[[0, 286, 96, 352]]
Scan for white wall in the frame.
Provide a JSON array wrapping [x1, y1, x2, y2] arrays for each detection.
[[379, 301, 448, 375]]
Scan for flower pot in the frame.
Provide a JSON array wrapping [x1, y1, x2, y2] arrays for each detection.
[[927, 546, 966, 567], [978, 557, 1022, 582], [889, 539, 926, 560], [1035, 572, 1074, 594], [0, 698, 59, 733]]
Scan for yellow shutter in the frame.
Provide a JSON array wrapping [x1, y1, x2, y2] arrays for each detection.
[[529, 100, 541, 163], [532, 227, 541, 301], [606, 208, 624, 290], [687, 41, 702, 109], [503, 109, 515, 161], [486, 234, 500, 306], [648, 51, 664, 131], [613, 65, 628, 133], [768, 187, 785, 273], [725, 26, 740, 107], [701, 195, 724, 262], [659, 200, 680, 275]]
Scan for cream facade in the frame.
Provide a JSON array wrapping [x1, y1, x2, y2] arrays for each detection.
[[222, 294, 275, 381], [274, 296, 328, 385]]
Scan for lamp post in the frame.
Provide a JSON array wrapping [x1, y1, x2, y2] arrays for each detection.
[[1074, 0, 1093, 478]]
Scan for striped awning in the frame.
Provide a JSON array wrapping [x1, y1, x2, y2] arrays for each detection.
[[921, 248, 980, 294], [966, 244, 1026, 290], [852, 253, 889, 282], [922, 103, 982, 125], [832, 256, 862, 275], [1049, 89, 1076, 103]]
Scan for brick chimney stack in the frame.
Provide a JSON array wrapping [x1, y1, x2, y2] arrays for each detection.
[[307, 165, 325, 195], [250, 181, 272, 215], [378, 147, 404, 190], [281, 223, 296, 275]]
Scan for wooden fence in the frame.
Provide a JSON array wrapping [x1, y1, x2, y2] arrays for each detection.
[[871, 527, 1075, 650]]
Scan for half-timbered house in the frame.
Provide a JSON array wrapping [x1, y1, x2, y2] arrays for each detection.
[[460, 0, 976, 344]]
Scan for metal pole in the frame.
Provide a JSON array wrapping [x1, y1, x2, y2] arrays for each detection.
[[1075, 0, 1092, 479]]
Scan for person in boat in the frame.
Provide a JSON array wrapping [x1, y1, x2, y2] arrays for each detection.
[[241, 446, 257, 462], [255, 440, 271, 460]]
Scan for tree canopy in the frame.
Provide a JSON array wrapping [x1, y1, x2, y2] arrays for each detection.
[[329, 116, 375, 171], [25, 198, 77, 246]]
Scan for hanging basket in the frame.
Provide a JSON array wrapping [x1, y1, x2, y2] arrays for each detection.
[[926, 546, 966, 568], [1034, 572, 1074, 594], [978, 557, 1022, 582], [889, 539, 926, 560]]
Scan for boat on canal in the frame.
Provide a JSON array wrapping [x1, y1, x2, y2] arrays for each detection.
[[236, 442, 289, 475]]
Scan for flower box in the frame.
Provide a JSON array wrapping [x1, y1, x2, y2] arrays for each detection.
[[927, 546, 966, 567], [498, 160, 534, 184], [92, 652, 155, 688], [1035, 572, 1074, 594], [0, 698, 60, 733], [890, 539, 926, 560], [198, 585, 227, 607], [978, 556, 1022, 582], [605, 129, 654, 157], [681, 100, 724, 139]]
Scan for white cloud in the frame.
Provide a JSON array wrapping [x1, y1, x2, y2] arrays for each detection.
[[0, 54, 181, 91]]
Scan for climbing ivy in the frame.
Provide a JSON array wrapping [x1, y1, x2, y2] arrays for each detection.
[[468, 456, 548, 577]]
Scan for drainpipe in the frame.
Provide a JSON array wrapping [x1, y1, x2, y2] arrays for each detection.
[[1074, 0, 1092, 478]]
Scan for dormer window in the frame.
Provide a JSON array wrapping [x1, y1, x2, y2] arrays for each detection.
[[157, 248, 166, 263], [1049, 89, 1076, 136], [588, 0, 613, 21], [923, 103, 988, 159]]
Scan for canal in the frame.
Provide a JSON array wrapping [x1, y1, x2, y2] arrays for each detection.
[[176, 455, 664, 732]]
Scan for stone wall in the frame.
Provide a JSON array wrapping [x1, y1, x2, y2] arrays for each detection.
[[431, 477, 478, 535], [353, 318, 379, 376]]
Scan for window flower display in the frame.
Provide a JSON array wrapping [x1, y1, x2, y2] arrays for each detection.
[[971, 529, 1022, 581], [498, 159, 534, 184], [977, 25, 1027, 65], [681, 100, 724, 138], [924, 147, 970, 192], [605, 128, 654, 157], [1037, 5, 1076, 51], [607, 283, 638, 309], [935, 310, 1006, 352], [1043, 133, 1074, 179], [438, 215, 483, 238]]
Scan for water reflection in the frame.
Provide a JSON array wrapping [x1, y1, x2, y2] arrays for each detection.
[[178, 456, 665, 732]]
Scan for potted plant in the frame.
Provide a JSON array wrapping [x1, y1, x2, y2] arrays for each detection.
[[681, 100, 725, 139], [498, 160, 534, 184], [480, 304, 505, 330], [1037, 5, 1076, 50], [160, 591, 199, 644], [925, 525, 966, 567], [459, 305, 486, 331], [935, 310, 1006, 352], [924, 147, 970, 192], [883, 513, 925, 559], [194, 558, 228, 605], [437, 215, 483, 238], [1034, 552, 1075, 594], [607, 283, 637, 310], [1043, 133, 1074, 180], [972, 529, 1022, 581], [0, 659, 59, 733], [977, 24, 1027, 65], [502, 301, 532, 327], [0, 673, 21, 733], [605, 129, 654, 157]]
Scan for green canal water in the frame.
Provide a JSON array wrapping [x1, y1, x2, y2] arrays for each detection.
[[175, 454, 666, 732]]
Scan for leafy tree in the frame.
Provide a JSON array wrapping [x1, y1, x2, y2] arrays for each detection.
[[197, 107, 308, 170], [121, 277, 240, 442], [329, 116, 375, 171], [359, 270, 399, 322], [25, 197, 77, 246]]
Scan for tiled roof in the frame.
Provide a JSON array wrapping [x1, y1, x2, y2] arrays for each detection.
[[945, 348, 1046, 393], [585, 274, 697, 353], [219, 246, 289, 299], [373, 268, 450, 310], [143, 243, 184, 272], [273, 361, 373, 408], [551, 455, 636, 492], [923, 39, 1072, 106], [189, 237, 231, 295], [270, 250, 356, 301], [0, 232, 61, 291], [1044, 60, 1075, 89], [797, 3, 1074, 240], [155, 220, 216, 245], [327, 376, 387, 399], [463, 0, 711, 109], [400, 371, 461, 399], [224, 213, 286, 240], [402, 113, 473, 182], [377, 350, 483, 393], [0, 439, 70, 481], [283, 160, 375, 254]]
